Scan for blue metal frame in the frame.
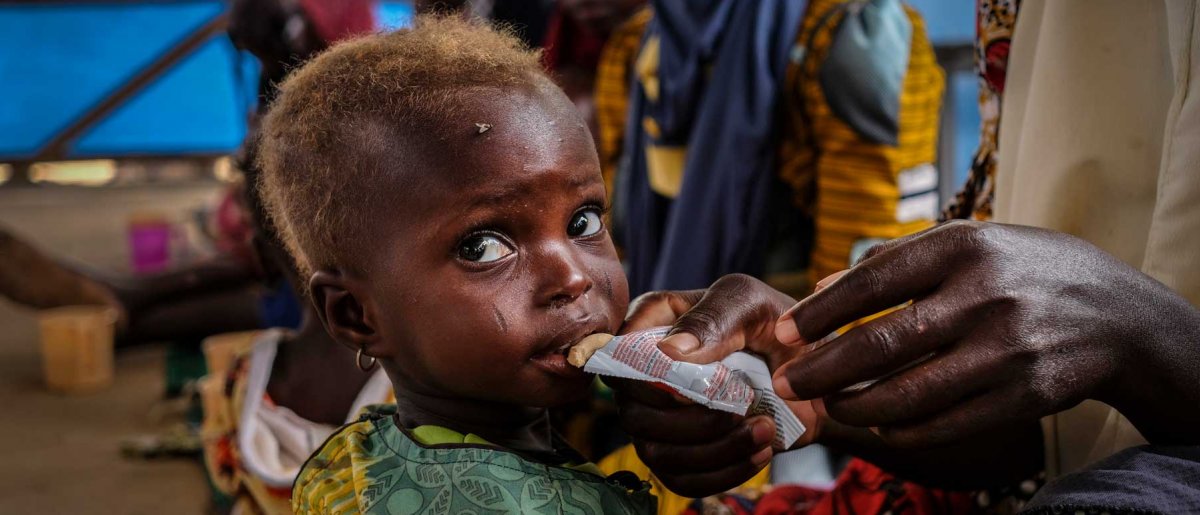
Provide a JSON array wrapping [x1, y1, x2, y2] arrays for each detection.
[[0, 0, 412, 161]]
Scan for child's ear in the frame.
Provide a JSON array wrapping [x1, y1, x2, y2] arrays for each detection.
[[309, 269, 380, 354]]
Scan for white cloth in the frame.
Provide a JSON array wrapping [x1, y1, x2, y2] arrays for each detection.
[[994, 0, 1200, 476], [236, 329, 393, 488]]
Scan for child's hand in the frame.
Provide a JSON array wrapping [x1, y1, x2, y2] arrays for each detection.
[[610, 274, 826, 498], [622, 274, 802, 369]]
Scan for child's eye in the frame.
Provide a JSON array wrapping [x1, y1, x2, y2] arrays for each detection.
[[567, 209, 603, 238], [458, 234, 514, 263]]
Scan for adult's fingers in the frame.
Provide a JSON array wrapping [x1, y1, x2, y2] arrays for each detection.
[[621, 289, 706, 334], [776, 222, 979, 346], [872, 381, 1035, 448], [817, 333, 1000, 428], [616, 392, 743, 444], [633, 416, 775, 474], [773, 270, 847, 345], [813, 270, 849, 292], [773, 292, 969, 400], [651, 449, 774, 499], [659, 274, 796, 364]]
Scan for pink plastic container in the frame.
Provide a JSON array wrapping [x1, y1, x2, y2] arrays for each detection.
[[128, 215, 172, 274]]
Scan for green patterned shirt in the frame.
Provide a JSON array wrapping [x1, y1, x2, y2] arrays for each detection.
[[293, 405, 657, 514]]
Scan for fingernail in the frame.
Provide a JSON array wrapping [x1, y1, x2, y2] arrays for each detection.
[[869, 427, 882, 436], [814, 270, 849, 292], [750, 418, 774, 447], [659, 333, 700, 356], [751, 447, 773, 467], [775, 318, 801, 345], [772, 373, 797, 400]]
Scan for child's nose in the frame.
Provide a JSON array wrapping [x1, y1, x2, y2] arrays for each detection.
[[534, 243, 593, 308]]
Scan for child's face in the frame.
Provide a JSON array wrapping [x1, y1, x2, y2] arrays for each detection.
[[356, 86, 629, 408]]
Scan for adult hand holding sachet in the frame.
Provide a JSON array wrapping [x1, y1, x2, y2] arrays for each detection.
[[610, 222, 1200, 499], [773, 222, 1200, 450]]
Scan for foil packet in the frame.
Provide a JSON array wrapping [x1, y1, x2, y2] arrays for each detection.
[[571, 327, 805, 450]]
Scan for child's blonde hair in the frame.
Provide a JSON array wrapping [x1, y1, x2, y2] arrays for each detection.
[[257, 16, 545, 282]]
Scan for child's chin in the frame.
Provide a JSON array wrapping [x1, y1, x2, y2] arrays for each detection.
[[524, 373, 596, 408]]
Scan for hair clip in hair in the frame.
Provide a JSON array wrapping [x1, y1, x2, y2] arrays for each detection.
[[475, 123, 492, 134]]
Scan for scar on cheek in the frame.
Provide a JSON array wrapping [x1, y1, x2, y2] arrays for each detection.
[[601, 272, 613, 298], [475, 123, 492, 134], [493, 305, 508, 334]]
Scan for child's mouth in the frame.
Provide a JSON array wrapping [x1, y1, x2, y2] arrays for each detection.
[[530, 349, 589, 377], [531, 328, 608, 377]]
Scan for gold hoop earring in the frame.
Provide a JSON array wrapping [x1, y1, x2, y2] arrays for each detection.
[[356, 347, 377, 371]]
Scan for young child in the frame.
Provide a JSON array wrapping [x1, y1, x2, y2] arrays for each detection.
[[256, 16, 656, 514]]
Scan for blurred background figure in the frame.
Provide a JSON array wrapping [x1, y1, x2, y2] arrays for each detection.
[[201, 3, 397, 514], [541, 0, 645, 141], [608, 0, 945, 297], [200, 127, 392, 515]]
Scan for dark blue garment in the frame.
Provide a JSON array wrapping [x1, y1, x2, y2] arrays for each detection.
[[1023, 445, 1200, 514], [616, 0, 806, 295], [258, 279, 302, 329]]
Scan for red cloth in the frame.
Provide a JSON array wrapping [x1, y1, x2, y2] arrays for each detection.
[[298, 0, 376, 44], [755, 485, 826, 514], [808, 459, 978, 515], [681, 459, 977, 515], [541, 5, 606, 72]]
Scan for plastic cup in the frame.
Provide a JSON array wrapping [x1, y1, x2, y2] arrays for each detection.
[[37, 305, 117, 394], [128, 214, 172, 274]]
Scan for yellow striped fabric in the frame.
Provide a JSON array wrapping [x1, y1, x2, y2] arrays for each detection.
[[595, 7, 653, 197], [779, 0, 944, 282], [293, 426, 373, 514]]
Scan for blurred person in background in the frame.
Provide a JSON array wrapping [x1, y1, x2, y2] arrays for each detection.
[[602, 0, 945, 301], [200, 144, 392, 515], [541, 0, 646, 144], [0, 217, 269, 348], [200, 2, 401, 513], [490, 0, 555, 48]]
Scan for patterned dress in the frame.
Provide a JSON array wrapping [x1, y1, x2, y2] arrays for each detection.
[[293, 405, 657, 514], [941, 0, 1020, 221]]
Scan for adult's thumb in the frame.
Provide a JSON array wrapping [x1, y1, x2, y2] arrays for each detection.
[[659, 303, 744, 364]]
